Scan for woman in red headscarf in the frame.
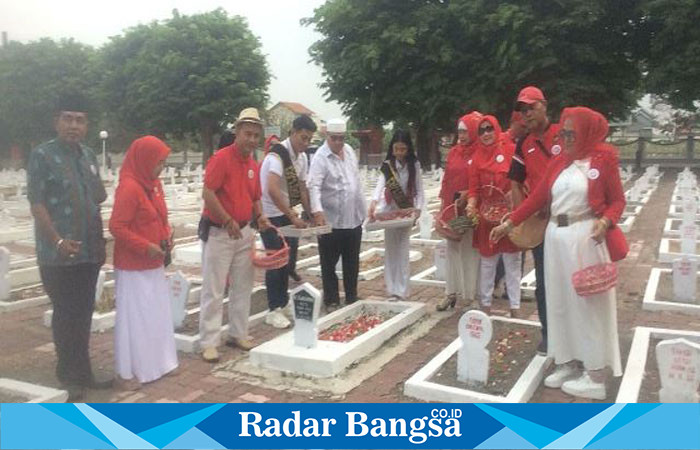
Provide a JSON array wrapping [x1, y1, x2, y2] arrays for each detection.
[[435, 112, 483, 311], [465, 115, 522, 317], [109, 136, 178, 390], [491, 107, 626, 400]]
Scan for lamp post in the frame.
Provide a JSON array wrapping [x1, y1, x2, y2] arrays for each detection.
[[99, 130, 108, 174]]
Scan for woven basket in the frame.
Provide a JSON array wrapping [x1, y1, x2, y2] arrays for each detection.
[[251, 226, 289, 270], [436, 203, 473, 241], [373, 208, 416, 221], [572, 242, 617, 297], [479, 185, 511, 224]]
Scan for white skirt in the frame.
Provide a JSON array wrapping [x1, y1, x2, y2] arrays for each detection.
[[114, 267, 178, 383], [544, 219, 622, 376]]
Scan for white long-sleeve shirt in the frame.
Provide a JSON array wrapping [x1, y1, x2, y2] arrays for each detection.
[[307, 141, 367, 229], [371, 160, 425, 212]]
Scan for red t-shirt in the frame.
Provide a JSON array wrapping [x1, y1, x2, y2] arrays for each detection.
[[203, 143, 261, 224], [508, 122, 561, 192]]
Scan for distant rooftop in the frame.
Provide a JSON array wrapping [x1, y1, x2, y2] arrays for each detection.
[[270, 101, 316, 116]]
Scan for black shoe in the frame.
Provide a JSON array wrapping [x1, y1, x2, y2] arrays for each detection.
[[537, 339, 548, 356], [289, 271, 302, 282], [88, 378, 114, 390], [66, 386, 86, 402]]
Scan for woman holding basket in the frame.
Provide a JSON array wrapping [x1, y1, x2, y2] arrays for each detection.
[[435, 112, 483, 311], [368, 130, 424, 300], [491, 107, 626, 400], [464, 115, 522, 318]]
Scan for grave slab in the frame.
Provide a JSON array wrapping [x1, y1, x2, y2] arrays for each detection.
[[616, 326, 700, 403], [404, 316, 551, 403], [0, 378, 68, 403], [658, 238, 700, 263], [642, 268, 700, 316], [250, 299, 426, 377]]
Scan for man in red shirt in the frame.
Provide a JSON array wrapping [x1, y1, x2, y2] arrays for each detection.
[[198, 107, 271, 363], [508, 86, 561, 355]]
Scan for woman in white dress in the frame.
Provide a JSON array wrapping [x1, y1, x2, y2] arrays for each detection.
[[368, 130, 424, 300], [491, 107, 627, 399], [109, 136, 179, 390]]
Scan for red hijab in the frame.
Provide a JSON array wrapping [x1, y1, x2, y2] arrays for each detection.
[[473, 115, 513, 168], [264, 134, 280, 155], [119, 136, 170, 234], [559, 106, 614, 162]]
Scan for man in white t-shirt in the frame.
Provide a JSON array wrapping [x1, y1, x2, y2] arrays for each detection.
[[259, 115, 316, 328]]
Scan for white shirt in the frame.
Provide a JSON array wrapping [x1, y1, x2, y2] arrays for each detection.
[[307, 141, 367, 229], [371, 160, 425, 212], [260, 138, 308, 217]]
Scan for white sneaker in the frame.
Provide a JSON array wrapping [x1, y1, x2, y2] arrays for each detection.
[[265, 309, 291, 329], [544, 364, 580, 388], [562, 373, 606, 400]]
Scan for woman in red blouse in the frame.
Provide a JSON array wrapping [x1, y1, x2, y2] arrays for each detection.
[[464, 116, 522, 317], [491, 107, 626, 400], [109, 136, 178, 390], [436, 112, 483, 311]]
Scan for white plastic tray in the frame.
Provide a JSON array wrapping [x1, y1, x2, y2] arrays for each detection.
[[279, 224, 332, 238], [365, 217, 415, 231]]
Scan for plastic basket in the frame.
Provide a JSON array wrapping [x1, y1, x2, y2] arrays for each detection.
[[479, 185, 511, 224], [571, 242, 618, 297], [251, 226, 289, 270]]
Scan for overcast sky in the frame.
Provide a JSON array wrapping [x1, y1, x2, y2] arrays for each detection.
[[0, 0, 345, 120]]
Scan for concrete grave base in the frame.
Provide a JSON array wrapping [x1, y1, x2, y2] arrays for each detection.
[[410, 266, 445, 288], [409, 232, 441, 247], [658, 238, 700, 263], [404, 316, 551, 403], [616, 326, 700, 403], [642, 268, 700, 316], [664, 218, 700, 238], [667, 204, 700, 220], [249, 299, 426, 378], [0, 378, 68, 403]]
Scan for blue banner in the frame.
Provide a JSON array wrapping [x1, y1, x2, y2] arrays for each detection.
[[2, 403, 699, 449]]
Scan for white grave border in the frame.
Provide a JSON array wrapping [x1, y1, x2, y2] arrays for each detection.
[[642, 267, 700, 316], [658, 238, 700, 263], [0, 378, 68, 403], [404, 315, 551, 403], [616, 326, 700, 403]]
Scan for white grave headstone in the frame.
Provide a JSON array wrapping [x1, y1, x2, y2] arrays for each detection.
[[419, 209, 433, 239], [457, 310, 493, 384], [682, 197, 698, 226], [168, 271, 190, 328], [0, 247, 9, 300], [680, 223, 698, 255], [656, 338, 700, 403], [94, 270, 106, 303], [291, 283, 322, 349], [673, 257, 698, 303], [434, 240, 447, 281]]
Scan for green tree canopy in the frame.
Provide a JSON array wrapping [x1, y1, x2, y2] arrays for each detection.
[[642, 0, 700, 110], [305, 0, 645, 165], [99, 8, 270, 161], [0, 38, 98, 152]]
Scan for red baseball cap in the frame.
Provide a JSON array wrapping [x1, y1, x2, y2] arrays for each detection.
[[515, 86, 545, 108]]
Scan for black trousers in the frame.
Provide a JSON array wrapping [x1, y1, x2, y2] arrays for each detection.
[[260, 215, 299, 311], [39, 263, 101, 387], [532, 242, 548, 342], [317, 226, 362, 305]]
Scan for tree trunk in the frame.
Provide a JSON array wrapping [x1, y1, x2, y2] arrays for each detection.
[[415, 123, 433, 169], [200, 121, 216, 165]]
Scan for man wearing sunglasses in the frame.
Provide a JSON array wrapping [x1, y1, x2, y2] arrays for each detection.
[[307, 119, 367, 311], [508, 85, 561, 356]]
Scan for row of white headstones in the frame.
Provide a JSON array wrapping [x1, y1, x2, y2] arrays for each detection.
[[661, 168, 699, 402], [672, 168, 698, 302]]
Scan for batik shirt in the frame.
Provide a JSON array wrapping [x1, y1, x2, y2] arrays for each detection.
[[27, 139, 107, 266]]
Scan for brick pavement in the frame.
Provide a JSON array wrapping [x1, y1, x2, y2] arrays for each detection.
[[0, 170, 696, 404]]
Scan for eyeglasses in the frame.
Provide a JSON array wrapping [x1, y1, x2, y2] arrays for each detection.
[[559, 130, 576, 141], [329, 135, 345, 142], [478, 125, 495, 136]]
